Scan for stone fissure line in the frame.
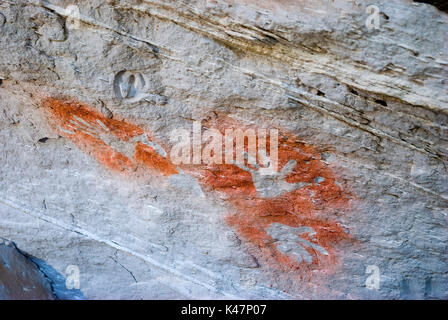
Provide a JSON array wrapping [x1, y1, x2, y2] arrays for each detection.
[[335, 155, 448, 202], [286, 93, 444, 160], [135, 0, 447, 111], [110, 252, 138, 283], [40, 0, 175, 57], [40, 0, 447, 112], [0, 195, 243, 298], [35, 2, 446, 200], [40, 1, 447, 159]]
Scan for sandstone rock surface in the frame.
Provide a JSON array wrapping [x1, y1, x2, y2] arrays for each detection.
[[0, 238, 55, 299], [0, 0, 447, 299]]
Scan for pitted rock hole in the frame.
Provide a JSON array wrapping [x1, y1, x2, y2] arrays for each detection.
[[113, 71, 147, 102], [0, 12, 6, 27]]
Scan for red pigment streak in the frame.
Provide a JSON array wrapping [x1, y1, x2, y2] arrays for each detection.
[[41, 97, 352, 284], [42, 97, 178, 175], [183, 114, 350, 276]]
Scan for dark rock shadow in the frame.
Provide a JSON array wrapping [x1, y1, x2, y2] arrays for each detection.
[[414, 1, 448, 13], [24, 255, 86, 300]]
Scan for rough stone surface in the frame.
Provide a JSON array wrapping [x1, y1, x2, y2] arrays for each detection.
[[0, 238, 55, 299], [0, 0, 447, 299]]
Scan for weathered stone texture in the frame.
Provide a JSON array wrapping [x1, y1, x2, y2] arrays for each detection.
[[0, 0, 447, 299], [0, 239, 55, 299]]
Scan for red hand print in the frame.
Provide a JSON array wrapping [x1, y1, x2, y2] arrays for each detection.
[[41, 97, 351, 280]]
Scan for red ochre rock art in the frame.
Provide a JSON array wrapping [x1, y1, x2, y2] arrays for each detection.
[[41, 97, 353, 283], [42, 97, 178, 176], [184, 115, 352, 277]]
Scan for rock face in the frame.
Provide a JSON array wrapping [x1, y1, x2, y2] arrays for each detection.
[[0, 0, 446, 299], [0, 239, 55, 300]]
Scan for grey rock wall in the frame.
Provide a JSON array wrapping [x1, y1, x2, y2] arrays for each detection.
[[0, 0, 446, 299]]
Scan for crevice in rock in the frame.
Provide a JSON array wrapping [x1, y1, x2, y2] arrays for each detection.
[[110, 252, 138, 283], [414, 1, 448, 13], [0, 238, 56, 299]]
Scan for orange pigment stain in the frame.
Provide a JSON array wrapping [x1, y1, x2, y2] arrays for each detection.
[[42, 98, 178, 176], [41, 97, 352, 285], [183, 114, 351, 276]]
